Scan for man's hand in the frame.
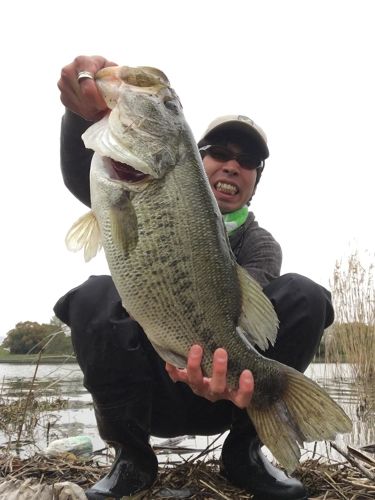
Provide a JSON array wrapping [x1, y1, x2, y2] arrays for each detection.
[[57, 55, 117, 121], [165, 345, 254, 409]]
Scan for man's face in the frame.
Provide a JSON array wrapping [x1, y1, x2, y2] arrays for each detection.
[[202, 143, 258, 213]]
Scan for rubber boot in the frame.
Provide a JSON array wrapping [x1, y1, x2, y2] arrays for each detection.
[[85, 400, 158, 499], [53, 276, 159, 498], [220, 411, 308, 500]]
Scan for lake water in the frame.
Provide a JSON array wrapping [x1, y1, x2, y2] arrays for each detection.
[[0, 362, 374, 463]]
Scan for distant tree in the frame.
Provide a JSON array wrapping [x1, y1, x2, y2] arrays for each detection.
[[44, 331, 73, 354], [1, 321, 72, 355], [50, 315, 71, 336], [50, 315, 62, 327]]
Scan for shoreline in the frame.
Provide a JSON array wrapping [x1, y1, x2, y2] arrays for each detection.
[[0, 355, 77, 364], [0, 354, 327, 364]]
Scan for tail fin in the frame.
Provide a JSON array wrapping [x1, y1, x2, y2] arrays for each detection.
[[247, 364, 352, 472], [65, 211, 102, 262]]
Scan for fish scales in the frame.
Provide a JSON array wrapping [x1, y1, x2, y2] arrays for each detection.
[[66, 65, 352, 472], [93, 152, 245, 378]]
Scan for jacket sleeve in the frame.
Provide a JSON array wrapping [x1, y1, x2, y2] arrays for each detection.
[[241, 230, 282, 289], [60, 109, 94, 207], [230, 219, 282, 289]]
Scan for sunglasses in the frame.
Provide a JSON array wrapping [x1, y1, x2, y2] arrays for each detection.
[[199, 145, 263, 170]]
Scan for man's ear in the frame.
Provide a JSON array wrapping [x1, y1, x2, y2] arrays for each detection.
[[247, 184, 258, 205]]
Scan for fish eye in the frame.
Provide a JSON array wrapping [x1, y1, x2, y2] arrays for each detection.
[[163, 98, 179, 113]]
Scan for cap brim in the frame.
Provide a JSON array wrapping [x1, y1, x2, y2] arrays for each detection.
[[204, 120, 269, 159]]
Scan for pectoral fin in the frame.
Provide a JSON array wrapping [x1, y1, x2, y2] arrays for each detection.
[[65, 211, 102, 262], [237, 264, 279, 350], [109, 196, 138, 254]]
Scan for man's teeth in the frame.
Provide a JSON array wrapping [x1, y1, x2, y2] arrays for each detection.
[[215, 181, 238, 195]]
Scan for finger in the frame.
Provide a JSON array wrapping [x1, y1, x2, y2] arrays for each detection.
[[210, 348, 228, 394], [165, 362, 177, 380], [77, 57, 117, 119], [58, 55, 117, 120], [73, 55, 116, 80], [77, 55, 117, 73], [78, 78, 107, 113], [58, 62, 81, 99], [186, 344, 204, 386], [58, 63, 93, 115], [165, 363, 187, 383], [231, 370, 254, 409]]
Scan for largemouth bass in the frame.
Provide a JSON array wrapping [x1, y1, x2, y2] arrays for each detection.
[[66, 65, 351, 472]]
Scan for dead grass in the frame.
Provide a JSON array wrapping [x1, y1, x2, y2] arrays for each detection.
[[0, 441, 374, 499]]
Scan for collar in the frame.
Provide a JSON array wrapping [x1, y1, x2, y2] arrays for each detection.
[[223, 206, 248, 235]]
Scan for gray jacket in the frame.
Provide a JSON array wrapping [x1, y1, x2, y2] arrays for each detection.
[[60, 110, 282, 288]]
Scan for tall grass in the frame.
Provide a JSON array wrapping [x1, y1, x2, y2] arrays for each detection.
[[325, 251, 375, 381]]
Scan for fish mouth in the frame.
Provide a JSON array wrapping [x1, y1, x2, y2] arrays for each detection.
[[110, 159, 150, 183]]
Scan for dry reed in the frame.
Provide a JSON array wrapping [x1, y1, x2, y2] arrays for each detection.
[[0, 441, 374, 499], [325, 251, 375, 381]]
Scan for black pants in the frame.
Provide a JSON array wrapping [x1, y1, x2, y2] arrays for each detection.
[[54, 273, 333, 438]]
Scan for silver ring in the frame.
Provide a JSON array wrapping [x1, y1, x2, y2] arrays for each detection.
[[77, 71, 94, 82]]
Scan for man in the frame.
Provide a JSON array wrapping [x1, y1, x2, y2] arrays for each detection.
[[55, 55, 333, 500]]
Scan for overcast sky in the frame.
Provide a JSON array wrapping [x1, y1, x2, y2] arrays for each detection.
[[1, 0, 374, 335]]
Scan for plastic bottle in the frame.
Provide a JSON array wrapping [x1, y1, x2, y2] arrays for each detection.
[[43, 435, 93, 458]]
